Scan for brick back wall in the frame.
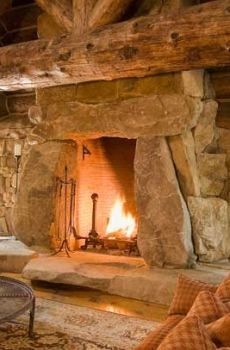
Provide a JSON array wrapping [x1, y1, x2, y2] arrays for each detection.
[[75, 138, 137, 242]]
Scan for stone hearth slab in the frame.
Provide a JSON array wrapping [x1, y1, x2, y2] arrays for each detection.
[[0, 239, 37, 273], [23, 252, 229, 305]]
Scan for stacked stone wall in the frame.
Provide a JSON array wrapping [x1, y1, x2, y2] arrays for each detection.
[[0, 90, 34, 236]]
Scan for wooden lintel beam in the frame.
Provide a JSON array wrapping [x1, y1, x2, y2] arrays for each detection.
[[35, 0, 73, 32], [0, 0, 230, 91]]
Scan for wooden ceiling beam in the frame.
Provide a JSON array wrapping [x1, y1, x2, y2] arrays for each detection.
[[0, 0, 230, 91], [73, 0, 97, 35], [88, 0, 134, 29], [35, 0, 73, 32]]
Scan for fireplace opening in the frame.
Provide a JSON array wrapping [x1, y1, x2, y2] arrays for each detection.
[[75, 137, 138, 256]]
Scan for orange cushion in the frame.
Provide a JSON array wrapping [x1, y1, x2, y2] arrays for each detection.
[[168, 274, 217, 316], [187, 291, 229, 324], [157, 315, 216, 350], [206, 314, 230, 347], [134, 315, 184, 350], [216, 275, 230, 301]]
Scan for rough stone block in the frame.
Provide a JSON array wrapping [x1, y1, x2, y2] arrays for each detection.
[[11, 173, 17, 188], [198, 154, 228, 196], [0, 206, 5, 216], [169, 131, 200, 197], [0, 176, 5, 194], [34, 95, 202, 140], [218, 128, 230, 158], [0, 216, 8, 234], [135, 137, 195, 268], [0, 140, 5, 156], [0, 157, 6, 168], [36, 85, 77, 106], [188, 197, 230, 262], [12, 141, 77, 247], [4, 140, 14, 154], [181, 70, 204, 97], [194, 100, 218, 154], [0, 240, 37, 273], [118, 74, 183, 98], [76, 80, 118, 103], [6, 155, 16, 169]]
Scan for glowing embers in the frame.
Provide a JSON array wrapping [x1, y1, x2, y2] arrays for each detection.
[[105, 197, 137, 240]]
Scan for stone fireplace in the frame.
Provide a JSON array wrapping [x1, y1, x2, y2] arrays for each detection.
[[2, 70, 228, 270]]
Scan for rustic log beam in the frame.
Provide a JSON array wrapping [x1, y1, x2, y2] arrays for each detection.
[[35, 0, 73, 32], [0, 0, 230, 91], [73, 0, 97, 35], [88, 0, 134, 29]]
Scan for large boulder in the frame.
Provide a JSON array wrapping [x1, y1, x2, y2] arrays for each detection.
[[198, 154, 228, 196], [135, 137, 195, 268], [12, 141, 77, 247], [168, 131, 200, 198], [194, 100, 218, 154], [188, 197, 230, 262]]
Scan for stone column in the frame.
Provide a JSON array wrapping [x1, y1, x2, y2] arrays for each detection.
[[135, 136, 196, 268], [12, 141, 77, 247]]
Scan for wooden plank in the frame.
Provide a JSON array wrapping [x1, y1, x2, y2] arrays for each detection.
[[0, 0, 229, 91]]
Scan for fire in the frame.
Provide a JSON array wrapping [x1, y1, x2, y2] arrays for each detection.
[[105, 198, 136, 239]]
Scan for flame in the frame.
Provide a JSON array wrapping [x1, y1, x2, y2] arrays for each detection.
[[105, 198, 136, 239]]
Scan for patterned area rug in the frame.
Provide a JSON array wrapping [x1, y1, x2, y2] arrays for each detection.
[[0, 298, 159, 350]]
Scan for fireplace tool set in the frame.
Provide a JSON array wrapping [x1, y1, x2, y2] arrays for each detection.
[[54, 166, 138, 256], [54, 166, 77, 256]]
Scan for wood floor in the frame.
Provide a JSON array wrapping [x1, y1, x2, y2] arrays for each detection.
[[1, 272, 168, 322]]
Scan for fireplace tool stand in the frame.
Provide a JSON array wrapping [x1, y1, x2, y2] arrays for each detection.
[[53, 166, 77, 257], [81, 193, 104, 250]]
